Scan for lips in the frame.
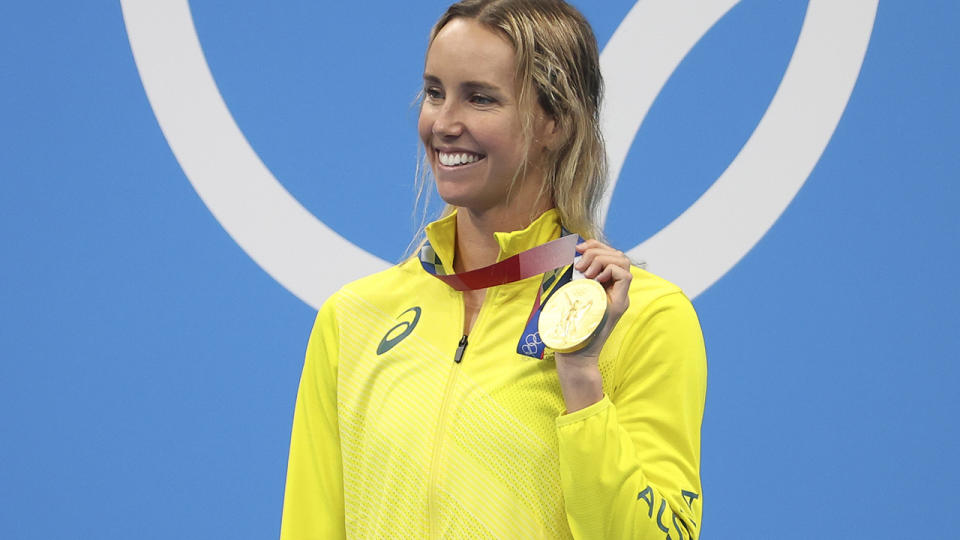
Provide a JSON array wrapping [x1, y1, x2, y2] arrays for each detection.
[[437, 150, 486, 167]]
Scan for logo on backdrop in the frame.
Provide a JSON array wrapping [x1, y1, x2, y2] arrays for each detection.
[[121, 0, 877, 309]]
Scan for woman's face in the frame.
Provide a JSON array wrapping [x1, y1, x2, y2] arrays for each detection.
[[419, 18, 554, 214]]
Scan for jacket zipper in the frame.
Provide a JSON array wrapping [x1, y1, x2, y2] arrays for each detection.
[[427, 334, 469, 538], [429, 285, 495, 537], [453, 335, 469, 363]]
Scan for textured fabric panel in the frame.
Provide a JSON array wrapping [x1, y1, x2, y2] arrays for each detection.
[[448, 382, 573, 539], [336, 290, 447, 538], [436, 488, 499, 540], [282, 209, 704, 539]]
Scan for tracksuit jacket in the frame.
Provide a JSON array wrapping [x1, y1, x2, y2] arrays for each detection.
[[281, 209, 706, 539]]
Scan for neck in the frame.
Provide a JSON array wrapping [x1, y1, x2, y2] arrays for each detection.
[[453, 198, 553, 273]]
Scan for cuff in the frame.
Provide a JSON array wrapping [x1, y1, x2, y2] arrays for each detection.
[[556, 394, 611, 428]]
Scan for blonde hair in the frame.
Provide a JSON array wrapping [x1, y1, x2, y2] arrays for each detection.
[[412, 0, 607, 245]]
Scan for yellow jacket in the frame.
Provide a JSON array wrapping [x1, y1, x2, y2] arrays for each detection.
[[281, 209, 706, 539]]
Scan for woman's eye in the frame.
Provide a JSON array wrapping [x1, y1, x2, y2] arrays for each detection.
[[424, 87, 443, 100], [470, 94, 495, 105]]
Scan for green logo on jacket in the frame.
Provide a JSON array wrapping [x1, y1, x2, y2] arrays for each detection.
[[377, 306, 422, 355]]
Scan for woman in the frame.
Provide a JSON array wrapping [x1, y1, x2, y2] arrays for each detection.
[[281, 1, 706, 538]]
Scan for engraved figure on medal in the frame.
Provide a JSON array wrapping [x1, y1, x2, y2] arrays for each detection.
[[554, 292, 592, 340], [538, 278, 608, 354]]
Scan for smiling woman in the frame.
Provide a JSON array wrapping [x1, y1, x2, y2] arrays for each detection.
[[281, 1, 706, 539], [419, 17, 553, 225]]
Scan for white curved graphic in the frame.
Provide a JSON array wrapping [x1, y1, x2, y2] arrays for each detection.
[[120, 0, 387, 309], [599, 0, 739, 224], [121, 0, 877, 307], [601, 1, 878, 297]]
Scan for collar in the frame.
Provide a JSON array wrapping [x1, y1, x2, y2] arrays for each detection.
[[423, 208, 564, 275]]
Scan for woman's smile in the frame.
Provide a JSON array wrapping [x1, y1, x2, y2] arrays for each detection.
[[436, 150, 486, 168], [418, 18, 553, 214]]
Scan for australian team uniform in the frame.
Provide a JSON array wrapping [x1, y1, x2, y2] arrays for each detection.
[[281, 209, 706, 539]]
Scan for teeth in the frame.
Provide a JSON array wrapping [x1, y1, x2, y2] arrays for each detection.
[[439, 151, 481, 167]]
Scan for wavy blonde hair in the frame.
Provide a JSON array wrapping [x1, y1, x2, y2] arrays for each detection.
[[412, 0, 607, 245]]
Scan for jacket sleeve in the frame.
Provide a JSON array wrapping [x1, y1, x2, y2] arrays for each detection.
[[280, 298, 347, 540], [556, 292, 707, 540]]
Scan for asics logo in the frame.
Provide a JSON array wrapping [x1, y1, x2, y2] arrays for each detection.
[[377, 307, 422, 355]]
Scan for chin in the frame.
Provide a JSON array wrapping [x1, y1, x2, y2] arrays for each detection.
[[434, 179, 468, 205], [435, 189, 472, 209], [435, 189, 491, 213]]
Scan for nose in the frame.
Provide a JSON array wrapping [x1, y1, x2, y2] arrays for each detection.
[[432, 100, 464, 139]]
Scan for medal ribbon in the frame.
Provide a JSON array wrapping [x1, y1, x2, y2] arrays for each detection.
[[419, 234, 578, 291], [419, 230, 584, 359]]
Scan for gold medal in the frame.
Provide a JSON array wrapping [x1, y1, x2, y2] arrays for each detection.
[[538, 279, 608, 353]]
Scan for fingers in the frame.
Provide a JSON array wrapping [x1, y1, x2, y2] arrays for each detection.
[[574, 240, 630, 282], [594, 260, 632, 286], [595, 262, 631, 316], [579, 254, 627, 280], [555, 240, 633, 364], [574, 239, 632, 316]]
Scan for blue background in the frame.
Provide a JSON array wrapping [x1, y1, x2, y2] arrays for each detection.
[[1, 1, 957, 538]]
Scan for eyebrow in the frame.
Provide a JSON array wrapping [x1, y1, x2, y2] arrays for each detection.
[[423, 74, 502, 94]]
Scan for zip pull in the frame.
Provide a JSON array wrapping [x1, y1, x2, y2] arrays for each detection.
[[453, 335, 469, 364]]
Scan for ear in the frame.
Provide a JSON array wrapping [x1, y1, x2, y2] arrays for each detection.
[[537, 112, 562, 152]]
